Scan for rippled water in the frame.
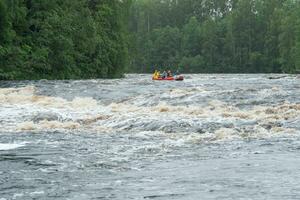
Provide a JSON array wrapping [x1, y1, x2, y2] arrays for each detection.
[[0, 74, 300, 199]]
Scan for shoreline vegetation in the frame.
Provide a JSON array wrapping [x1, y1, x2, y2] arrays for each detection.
[[0, 0, 131, 80], [0, 0, 300, 80], [128, 0, 300, 74]]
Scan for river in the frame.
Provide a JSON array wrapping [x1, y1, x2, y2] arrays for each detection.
[[0, 74, 300, 199]]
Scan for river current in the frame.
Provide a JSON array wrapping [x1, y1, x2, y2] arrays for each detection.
[[0, 74, 300, 199]]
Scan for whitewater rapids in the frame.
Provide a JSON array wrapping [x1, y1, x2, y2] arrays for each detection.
[[0, 74, 300, 199]]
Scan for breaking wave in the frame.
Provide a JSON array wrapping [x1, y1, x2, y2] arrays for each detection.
[[0, 86, 97, 109], [0, 143, 25, 151], [1, 79, 299, 143]]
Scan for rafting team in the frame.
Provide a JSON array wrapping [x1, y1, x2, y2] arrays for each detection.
[[152, 70, 179, 79]]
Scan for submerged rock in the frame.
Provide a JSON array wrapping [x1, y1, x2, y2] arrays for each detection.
[[31, 112, 63, 123]]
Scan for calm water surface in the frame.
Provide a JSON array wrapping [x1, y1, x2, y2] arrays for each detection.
[[0, 74, 300, 199]]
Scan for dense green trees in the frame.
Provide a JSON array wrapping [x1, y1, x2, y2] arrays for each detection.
[[1, 0, 300, 79], [296, 15, 300, 72], [293, 2, 300, 73], [277, 0, 300, 73], [129, 0, 300, 74], [0, 0, 131, 80]]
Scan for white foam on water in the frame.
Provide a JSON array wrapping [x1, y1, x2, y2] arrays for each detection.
[[0, 143, 25, 151], [0, 86, 98, 110], [1, 84, 300, 143], [10, 100, 300, 136], [13, 193, 24, 199], [17, 120, 81, 131], [30, 191, 45, 196]]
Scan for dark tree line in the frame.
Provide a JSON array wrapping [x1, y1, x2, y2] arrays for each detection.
[[0, 0, 131, 80], [1, 0, 299, 80], [128, 0, 300, 74]]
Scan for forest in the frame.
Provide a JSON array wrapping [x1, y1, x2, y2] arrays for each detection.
[[0, 0, 131, 80], [0, 0, 300, 80], [129, 0, 300, 73]]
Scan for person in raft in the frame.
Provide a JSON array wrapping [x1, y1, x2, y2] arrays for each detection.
[[173, 70, 179, 78], [162, 71, 167, 79], [152, 70, 157, 79], [153, 70, 175, 79], [152, 70, 161, 79]]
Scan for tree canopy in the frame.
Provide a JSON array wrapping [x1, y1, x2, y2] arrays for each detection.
[[1, 0, 300, 80], [128, 0, 300, 74], [0, 0, 131, 80]]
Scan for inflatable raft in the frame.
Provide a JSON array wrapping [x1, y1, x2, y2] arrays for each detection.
[[152, 76, 184, 81]]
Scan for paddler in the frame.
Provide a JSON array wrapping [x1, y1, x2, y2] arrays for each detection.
[[152, 70, 161, 79], [153, 70, 158, 79], [162, 71, 167, 79], [157, 71, 161, 78]]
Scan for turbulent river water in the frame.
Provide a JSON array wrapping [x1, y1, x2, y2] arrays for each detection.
[[0, 74, 300, 199]]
